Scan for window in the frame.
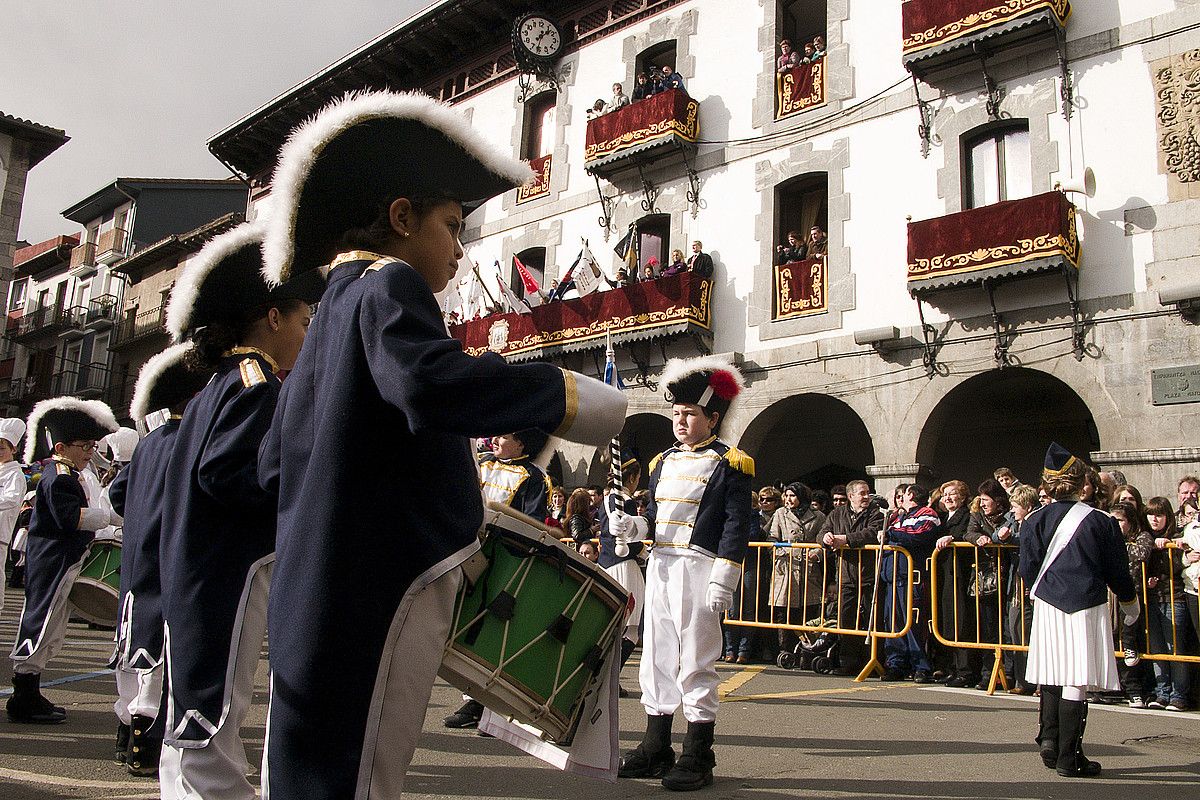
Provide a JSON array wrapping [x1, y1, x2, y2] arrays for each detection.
[[511, 247, 546, 296], [8, 280, 26, 312], [637, 215, 670, 273], [521, 91, 557, 160], [85, 222, 99, 245], [774, 174, 828, 259], [778, 0, 826, 53], [636, 40, 677, 79], [964, 123, 1031, 209]]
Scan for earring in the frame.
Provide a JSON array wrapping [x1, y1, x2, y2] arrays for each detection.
[[401, 231, 410, 238]]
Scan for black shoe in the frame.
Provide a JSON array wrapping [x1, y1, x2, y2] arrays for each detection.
[[115, 722, 131, 764], [661, 720, 715, 791], [126, 715, 160, 777], [976, 677, 991, 691], [442, 699, 484, 729], [619, 745, 676, 778], [945, 674, 974, 688], [913, 670, 933, 684], [6, 673, 66, 725], [881, 669, 906, 682]]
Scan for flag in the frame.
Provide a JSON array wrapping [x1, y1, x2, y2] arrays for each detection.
[[513, 254, 541, 295], [603, 331, 624, 390], [574, 241, 602, 295], [463, 270, 485, 318], [552, 252, 582, 300], [613, 226, 638, 282], [497, 271, 530, 314]]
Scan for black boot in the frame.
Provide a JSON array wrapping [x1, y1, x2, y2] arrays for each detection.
[[114, 722, 131, 764], [1056, 699, 1101, 777], [126, 715, 161, 777], [1036, 685, 1060, 768], [618, 638, 637, 698], [618, 713, 675, 778], [6, 673, 66, 724], [442, 699, 484, 729], [662, 720, 715, 791]]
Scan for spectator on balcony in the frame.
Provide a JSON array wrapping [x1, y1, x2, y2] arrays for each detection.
[[614, 267, 631, 288], [658, 64, 686, 94], [776, 40, 800, 73], [632, 72, 653, 102], [660, 249, 688, 278], [775, 231, 806, 265], [687, 241, 714, 278], [800, 43, 817, 64], [586, 98, 607, 120], [807, 226, 828, 260], [642, 257, 660, 281], [610, 82, 630, 112], [811, 35, 826, 61]]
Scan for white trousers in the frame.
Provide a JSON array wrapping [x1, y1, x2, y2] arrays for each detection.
[[604, 559, 645, 643], [356, 567, 462, 800], [639, 550, 723, 723], [12, 555, 87, 675], [114, 663, 162, 724], [159, 561, 271, 800]]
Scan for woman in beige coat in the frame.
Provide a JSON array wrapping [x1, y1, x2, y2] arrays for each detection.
[[769, 483, 828, 655]]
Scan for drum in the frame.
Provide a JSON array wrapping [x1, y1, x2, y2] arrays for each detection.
[[439, 502, 629, 745], [69, 541, 121, 626]]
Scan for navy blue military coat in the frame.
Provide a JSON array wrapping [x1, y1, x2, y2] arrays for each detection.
[[260, 255, 572, 799], [160, 352, 280, 745], [12, 459, 93, 660], [1018, 500, 1136, 613], [108, 418, 179, 671]]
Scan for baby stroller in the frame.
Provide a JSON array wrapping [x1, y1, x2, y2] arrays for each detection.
[[777, 599, 840, 673]]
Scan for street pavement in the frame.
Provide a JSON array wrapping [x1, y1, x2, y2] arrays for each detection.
[[1, 585, 1198, 799]]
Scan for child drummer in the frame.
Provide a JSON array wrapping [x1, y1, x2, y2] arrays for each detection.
[[615, 357, 754, 791], [7, 399, 120, 724], [258, 90, 628, 799]]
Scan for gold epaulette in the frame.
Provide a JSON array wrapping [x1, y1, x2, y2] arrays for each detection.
[[239, 357, 268, 388], [56, 462, 73, 476], [722, 446, 755, 477], [649, 452, 665, 475]]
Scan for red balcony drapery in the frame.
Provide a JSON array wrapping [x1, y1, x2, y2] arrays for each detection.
[[516, 153, 552, 204], [449, 272, 712, 361], [776, 61, 826, 120], [907, 191, 1078, 292], [773, 258, 827, 319], [583, 88, 699, 170], [902, 0, 1070, 62]]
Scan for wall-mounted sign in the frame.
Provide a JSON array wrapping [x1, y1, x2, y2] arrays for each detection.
[[1152, 364, 1200, 405]]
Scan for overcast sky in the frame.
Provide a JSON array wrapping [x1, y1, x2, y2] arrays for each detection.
[[3, 1, 431, 245]]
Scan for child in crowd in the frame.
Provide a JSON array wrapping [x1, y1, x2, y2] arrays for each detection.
[[1145, 496, 1192, 711], [811, 35, 826, 60], [802, 43, 816, 63], [1109, 502, 1154, 707]]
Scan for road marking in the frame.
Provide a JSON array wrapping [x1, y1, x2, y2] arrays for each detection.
[[723, 683, 898, 703], [0, 766, 142, 789], [717, 665, 765, 699], [0, 669, 111, 696]]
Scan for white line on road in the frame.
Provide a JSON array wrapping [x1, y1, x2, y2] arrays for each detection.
[[0, 669, 112, 696]]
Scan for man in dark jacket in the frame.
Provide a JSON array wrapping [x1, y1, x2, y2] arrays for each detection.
[[819, 479, 884, 674]]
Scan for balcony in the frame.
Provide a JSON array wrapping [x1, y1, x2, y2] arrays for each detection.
[[775, 61, 827, 121], [84, 294, 120, 329], [111, 303, 168, 350], [773, 258, 827, 320], [52, 361, 109, 399], [69, 241, 97, 277], [96, 227, 129, 265], [448, 271, 713, 363], [59, 306, 88, 340], [10, 303, 73, 343], [516, 153, 552, 204], [902, 0, 1070, 75], [907, 191, 1078, 293], [584, 88, 699, 177]]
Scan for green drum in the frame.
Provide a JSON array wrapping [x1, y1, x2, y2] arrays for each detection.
[[440, 504, 628, 744], [69, 540, 121, 626]]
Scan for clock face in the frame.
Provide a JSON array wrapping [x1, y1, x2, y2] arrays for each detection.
[[518, 16, 561, 60]]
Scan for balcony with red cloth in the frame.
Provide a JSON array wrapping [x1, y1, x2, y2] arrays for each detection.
[[902, 0, 1070, 73], [775, 61, 826, 121], [773, 258, 828, 319], [906, 190, 1078, 294], [449, 271, 712, 362], [584, 88, 699, 176]]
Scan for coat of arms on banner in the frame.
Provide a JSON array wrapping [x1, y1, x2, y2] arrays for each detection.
[[488, 318, 511, 352]]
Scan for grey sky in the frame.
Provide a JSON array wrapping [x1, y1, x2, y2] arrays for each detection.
[[3, 1, 430, 245]]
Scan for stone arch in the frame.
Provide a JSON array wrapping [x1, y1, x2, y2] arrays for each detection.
[[914, 367, 1102, 490], [738, 393, 875, 490], [621, 9, 698, 89]]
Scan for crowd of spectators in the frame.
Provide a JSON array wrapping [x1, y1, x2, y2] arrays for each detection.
[[776, 35, 826, 73], [587, 63, 687, 121], [774, 225, 828, 265]]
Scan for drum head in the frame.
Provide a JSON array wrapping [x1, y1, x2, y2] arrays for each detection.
[[69, 578, 120, 627]]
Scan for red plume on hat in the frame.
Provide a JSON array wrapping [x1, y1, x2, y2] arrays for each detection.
[[708, 369, 741, 402], [660, 357, 746, 416]]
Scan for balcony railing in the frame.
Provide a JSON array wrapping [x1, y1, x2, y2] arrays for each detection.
[[96, 227, 129, 265], [112, 303, 168, 350], [584, 88, 699, 175], [448, 271, 713, 362], [907, 191, 1078, 293], [775, 60, 826, 121], [52, 361, 109, 398], [773, 257, 827, 320], [11, 303, 73, 342], [901, 0, 1070, 71], [85, 294, 120, 328], [69, 241, 97, 274]]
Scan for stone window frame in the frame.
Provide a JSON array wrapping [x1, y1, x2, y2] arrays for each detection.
[[501, 59, 578, 213], [619, 9, 698, 97], [750, 137, 851, 338], [752, 0, 855, 132], [500, 219, 563, 288]]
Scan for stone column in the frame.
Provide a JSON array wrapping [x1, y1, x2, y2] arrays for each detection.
[[865, 463, 925, 501]]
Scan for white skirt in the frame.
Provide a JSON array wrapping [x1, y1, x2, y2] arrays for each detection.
[[603, 559, 645, 638], [1025, 598, 1119, 690]]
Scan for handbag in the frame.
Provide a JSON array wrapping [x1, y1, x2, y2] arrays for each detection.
[[968, 555, 1000, 598]]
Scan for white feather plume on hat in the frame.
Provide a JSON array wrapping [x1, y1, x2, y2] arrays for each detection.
[[24, 397, 120, 465], [130, 343, 195, 425], [166, 222, 266, 343]]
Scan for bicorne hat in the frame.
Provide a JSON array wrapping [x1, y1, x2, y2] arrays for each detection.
[[130, 343, 215, 427], [660, 356, 745, 418], [1042, 442, 1079, 478], [264, 90, 534, 286], [24, 398, 119, 464]]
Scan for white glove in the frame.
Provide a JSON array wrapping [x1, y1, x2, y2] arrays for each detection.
[[109, 509, 124, 527], [1120, 598, 1141, 627], [79, 506, 110, 532], [610, 510, 634, 540], [706, 581, 733, 615]]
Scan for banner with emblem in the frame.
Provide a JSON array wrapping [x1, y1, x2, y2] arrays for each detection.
[[773, 258, 827, 319]]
